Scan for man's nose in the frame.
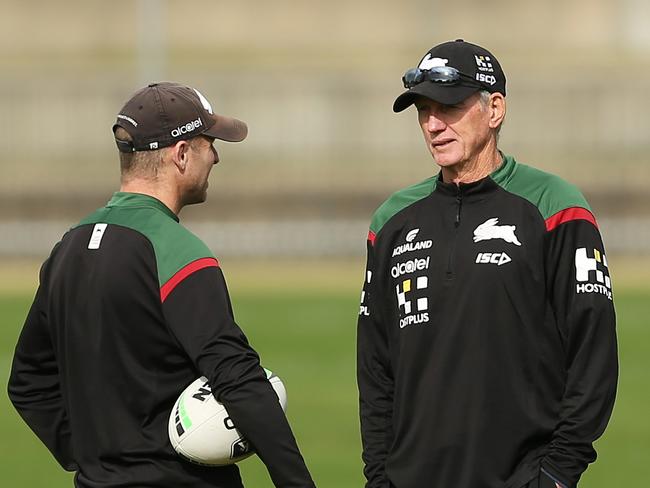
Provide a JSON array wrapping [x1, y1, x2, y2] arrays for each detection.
[[426, 112, 446, 132]]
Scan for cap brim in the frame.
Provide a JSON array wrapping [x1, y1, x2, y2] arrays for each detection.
[[204, 114, 248, 142], [393, 83, 480, 112]]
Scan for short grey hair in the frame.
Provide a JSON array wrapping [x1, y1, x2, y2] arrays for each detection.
[[478, 90, 504, 141]]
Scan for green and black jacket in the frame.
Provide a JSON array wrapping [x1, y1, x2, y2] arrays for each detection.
[[357, 155, 618, 488], [8, 192, 314, 488]]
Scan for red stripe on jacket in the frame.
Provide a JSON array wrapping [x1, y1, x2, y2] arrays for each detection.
[[368, 230, 376, 246], [160, 257, 220, 302], [545, 207, 598, 232]]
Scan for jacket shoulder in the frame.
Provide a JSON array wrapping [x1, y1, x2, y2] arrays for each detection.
[[78, 205, 214, 286], [370, 176, 437, 236], [498, 159, 591, 220]]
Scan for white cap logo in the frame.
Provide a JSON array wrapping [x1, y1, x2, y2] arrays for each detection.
[[418, 54, 449, 70], [193, 88, 214, 115]]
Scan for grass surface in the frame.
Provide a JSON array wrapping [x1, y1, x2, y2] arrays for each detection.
[[1, 259, 648, 486]]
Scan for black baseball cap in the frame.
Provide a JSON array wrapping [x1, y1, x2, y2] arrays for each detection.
[[393, 39, 506, 112], [113, 82, 248, 153]]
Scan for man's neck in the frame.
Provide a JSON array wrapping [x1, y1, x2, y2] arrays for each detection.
[[120, 179, 182, 215]]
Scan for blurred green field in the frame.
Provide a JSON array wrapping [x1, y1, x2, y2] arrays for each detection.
[[1, 258, 648, 487]]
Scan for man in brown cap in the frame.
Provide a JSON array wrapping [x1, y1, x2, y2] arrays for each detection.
[[8, 82, 316, 488]]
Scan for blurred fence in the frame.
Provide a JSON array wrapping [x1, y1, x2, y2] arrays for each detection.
[[2, 0, 650, 257], [1, 71, 649, 257], [1, 72, 650, 195]]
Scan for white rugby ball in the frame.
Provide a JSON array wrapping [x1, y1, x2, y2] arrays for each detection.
[[168, 368, 287, 466]]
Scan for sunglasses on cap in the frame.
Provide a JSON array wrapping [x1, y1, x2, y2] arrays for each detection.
[[402, 66, 482, 89]]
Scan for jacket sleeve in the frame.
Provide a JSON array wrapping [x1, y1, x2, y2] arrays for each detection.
[[162, 265, 315, 488], [357, 236, 394, 488], [7, 256, 77, 471], [542, 215, 618, 487]]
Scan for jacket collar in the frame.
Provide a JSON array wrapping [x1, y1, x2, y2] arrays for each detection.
[[434, 153, 516, 198], [106, 192, 179, 222]]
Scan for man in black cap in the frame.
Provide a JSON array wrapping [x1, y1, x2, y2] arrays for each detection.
[[357, 40, 617, 488], [8, 82, 316, 488]]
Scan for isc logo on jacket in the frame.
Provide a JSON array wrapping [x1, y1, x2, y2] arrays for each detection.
[[475, 252, 512, 266], [473, 218, 520, 267]]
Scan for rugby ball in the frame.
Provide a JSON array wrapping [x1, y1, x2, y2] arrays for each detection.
[[168, 368, 287, 466]]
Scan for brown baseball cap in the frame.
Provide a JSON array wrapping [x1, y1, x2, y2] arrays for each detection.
[[113, 82, 248, 153]]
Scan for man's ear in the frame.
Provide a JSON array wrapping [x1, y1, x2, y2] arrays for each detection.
[[169, 140, 191, 173], [488, 93, 506, 130]]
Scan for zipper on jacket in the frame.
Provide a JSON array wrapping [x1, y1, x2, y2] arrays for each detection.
[[446, 187, 463, 280], [455, 191, 463, 227]]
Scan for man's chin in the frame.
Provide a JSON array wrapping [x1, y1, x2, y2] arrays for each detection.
[[432, 153, 461, 168], [430, 145, 462, 167], [183, 192, 208, 207]]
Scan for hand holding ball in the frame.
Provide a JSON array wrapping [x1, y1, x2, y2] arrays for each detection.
[[168, 368, 287, 466]]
